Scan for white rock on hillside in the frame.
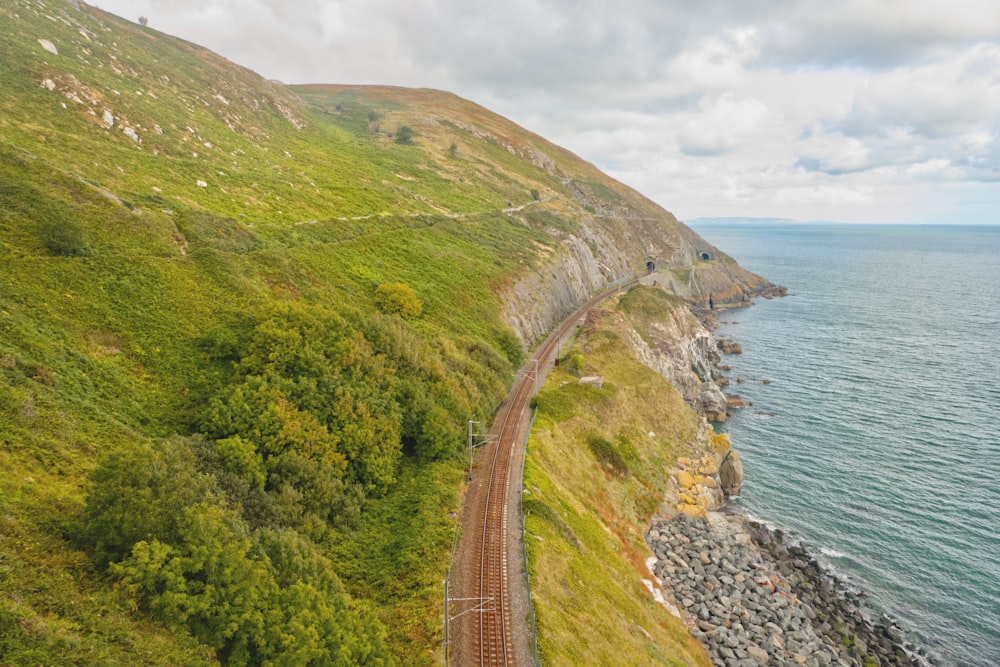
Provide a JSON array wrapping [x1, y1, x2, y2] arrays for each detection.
[[38, 39, 58, 56]]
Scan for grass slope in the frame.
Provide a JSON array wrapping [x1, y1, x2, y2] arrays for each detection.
[[524, 298, 713, 666], [0, 1, 750, 664]]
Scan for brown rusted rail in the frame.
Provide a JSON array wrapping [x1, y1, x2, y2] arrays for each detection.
[[473, 276, 639, 666]]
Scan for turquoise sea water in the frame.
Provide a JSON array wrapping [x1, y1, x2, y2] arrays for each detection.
[[689, 224, 1000, 666]]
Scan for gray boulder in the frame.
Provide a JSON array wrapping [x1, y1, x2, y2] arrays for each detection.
[[720, 449, 744, 497]]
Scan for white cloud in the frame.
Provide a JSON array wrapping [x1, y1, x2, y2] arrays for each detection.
[[668, 28, 762, 91], [798, 132, 871, 174], [677, 93, 769, 156]]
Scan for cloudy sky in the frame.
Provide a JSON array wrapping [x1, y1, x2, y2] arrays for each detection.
[[98, 1, 1000, 224]]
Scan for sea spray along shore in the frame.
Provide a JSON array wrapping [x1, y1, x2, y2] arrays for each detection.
[[646, 511, 930, 666]]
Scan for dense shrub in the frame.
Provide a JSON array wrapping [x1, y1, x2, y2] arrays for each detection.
[[84, 435, 392, 665], [114, 503, 270, 660], [494, 327, 525, 367], [373, 282, 423, 319], [394, 126, 415, 144], [201, 303, 512, 491], [199, 325, 242, 362], [39, 218, 89, 256], [70, 302, 521, 660], [199, 303, 465, 502], [81, 436, 218, 566], [114, 506, 393, 665], [568, 352, 584, 376], [587, 435, 630, 476]]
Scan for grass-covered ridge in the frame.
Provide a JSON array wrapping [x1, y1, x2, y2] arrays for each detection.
[[524, 301, 713, 666], [0, 1, 763, 663]]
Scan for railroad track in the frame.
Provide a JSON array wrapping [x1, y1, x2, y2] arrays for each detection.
[[471, 277, 640, 666]]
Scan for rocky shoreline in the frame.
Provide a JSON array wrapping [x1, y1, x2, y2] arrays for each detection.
[[632, 289, 932, 665], [646, 511, 932, 666]]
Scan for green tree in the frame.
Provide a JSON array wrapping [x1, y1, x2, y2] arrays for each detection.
[[373, 282, 423, 319], [114, 503, 271, 663], [257, 529, 394, 666], [80, 436, 217, 565], [199, 324, 242, 362], [417, 404, 459, 460], [215, 436, 266, 490], [266, 451, 361, 528], [394, 126, 415, 144], [327, 386, 402, 491], [204, 378, 344, 469], [205, 305, 405, 494], [117, 518, 395, 666]]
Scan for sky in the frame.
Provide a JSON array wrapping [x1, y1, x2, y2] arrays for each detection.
[[95, 1, 1000, 224]]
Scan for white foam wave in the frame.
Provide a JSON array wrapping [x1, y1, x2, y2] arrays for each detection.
[[819, 546, 848, 559]]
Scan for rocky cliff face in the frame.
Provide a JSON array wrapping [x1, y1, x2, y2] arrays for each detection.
[[621, 295, 730, 422], [500, 209, 777, 348], [502, 222, 629, 346]]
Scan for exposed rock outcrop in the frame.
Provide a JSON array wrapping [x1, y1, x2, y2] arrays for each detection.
[[666, 450, 726, 518], [650, 225, 779, 309], [717, 338, 743, 354], [725, 393, 746, 409], [500, 199, 778, 349], [503, 227, 628, 346], [719, 448, 744, 497], [620, 297, 730, 422]]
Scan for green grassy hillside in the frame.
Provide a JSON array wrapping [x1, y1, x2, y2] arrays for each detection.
[[0, 1, 762, 664], [524, 290, 712, 666]]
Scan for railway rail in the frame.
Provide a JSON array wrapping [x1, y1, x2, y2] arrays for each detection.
[[455, 276, 640, 666]]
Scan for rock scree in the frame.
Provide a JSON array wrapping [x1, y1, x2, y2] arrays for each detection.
[[646, 512, 932, 667]]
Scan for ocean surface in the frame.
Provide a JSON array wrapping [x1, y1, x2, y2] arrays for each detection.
[[688, 223, 1000, 666]]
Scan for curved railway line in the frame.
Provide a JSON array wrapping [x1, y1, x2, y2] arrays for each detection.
[[450, 276, 639, 666]]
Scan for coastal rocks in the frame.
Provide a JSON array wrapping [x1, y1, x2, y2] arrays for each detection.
[[744, 522, 929, 667], [719, 450, 744, 497], [725, 393, 746, 409], [718, 338, 743, 354], [645, 514, 926, 667], [700, 391, 729, 423], [668, 454, 725, 518]]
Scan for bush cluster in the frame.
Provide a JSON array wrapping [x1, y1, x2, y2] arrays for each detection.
[[81, 437, 392, 665], [587, 435, 630, 476], [79, 301, 515, 663], [373, 282, 423, 319]]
